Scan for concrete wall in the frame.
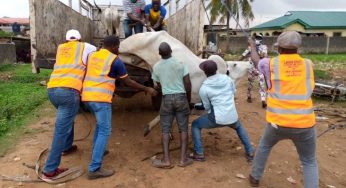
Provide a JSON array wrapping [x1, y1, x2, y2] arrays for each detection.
[[0, 44, 16, 63], [217, 36, 346, 54], [29, 0, 94, 72], [165, 0, 204, 53]]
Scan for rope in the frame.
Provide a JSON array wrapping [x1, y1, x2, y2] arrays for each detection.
[[220, 0, 249, 37]]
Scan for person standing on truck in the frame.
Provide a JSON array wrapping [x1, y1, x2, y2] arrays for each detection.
[[151, 42, 193, 168], [81, 35, 157, 179], [43, 29, 96, 180], [123, 0, 147, 38], [145, 0, 167, 31]]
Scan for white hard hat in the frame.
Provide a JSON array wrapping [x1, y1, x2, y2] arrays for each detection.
[[66, 29, 81, 41]]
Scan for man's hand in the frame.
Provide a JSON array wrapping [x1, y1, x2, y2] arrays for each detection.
[[140, 19, 147, 26], [145, 87, 158, 97]]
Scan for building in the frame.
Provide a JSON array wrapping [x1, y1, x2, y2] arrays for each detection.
[[251, 11, 346, 37], [0, 17, 29, 34]]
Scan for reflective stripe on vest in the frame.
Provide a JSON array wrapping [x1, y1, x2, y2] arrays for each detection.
[[266, 55, 315, 128], [81, 50, 117, 103], [82, 87, 114, 95], [269, 57, 312, 100], [267, 106, 314, 115], [47, 42, 85, 91]]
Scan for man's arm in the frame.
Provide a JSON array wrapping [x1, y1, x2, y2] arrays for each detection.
[[153, 6, 166, 29], [199, 87, 211, 111], [248, 38, 260, 67], [127, 13, 146, 25], [183, 74, 192, 103], [239, 47, 250, 61], [120, 76, 157, 96]]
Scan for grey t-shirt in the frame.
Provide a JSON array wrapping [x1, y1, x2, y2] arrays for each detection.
[[123, 0, 146, 20]]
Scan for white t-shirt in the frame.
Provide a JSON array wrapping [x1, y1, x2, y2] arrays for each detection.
[[82, 43, 97, 65]]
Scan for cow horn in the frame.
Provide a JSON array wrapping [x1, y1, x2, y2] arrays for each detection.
[[94, 0, 102, 13]]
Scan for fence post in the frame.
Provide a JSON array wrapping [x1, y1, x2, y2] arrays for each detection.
[[325, 37, 330, 55]]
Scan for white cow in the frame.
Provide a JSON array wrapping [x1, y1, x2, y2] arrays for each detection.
[[119, 31, 253, 103], [94, 1, 121, 36], [118, 31, 253, 136]]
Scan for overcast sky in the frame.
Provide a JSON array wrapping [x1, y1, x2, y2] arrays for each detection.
[[1, 0, 346, 26]]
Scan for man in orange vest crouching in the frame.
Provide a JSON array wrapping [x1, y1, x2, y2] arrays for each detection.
[[43, 29, 96, 180], [248, 31, 318, 188], [81, 36, 157, 179]]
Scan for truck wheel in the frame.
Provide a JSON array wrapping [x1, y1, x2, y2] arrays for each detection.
[[151, 92, 162, 111]]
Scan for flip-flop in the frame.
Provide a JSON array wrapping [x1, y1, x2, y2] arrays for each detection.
[[151, 159, 174, 169], [178, 158, 193, 167]]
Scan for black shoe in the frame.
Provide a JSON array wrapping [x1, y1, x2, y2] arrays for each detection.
[[249, 174, 259, 187], [103, 150, 109, 156], [247, 97, 252, 103], [262, 101, 267, 109], [88, 168, 115, 180]]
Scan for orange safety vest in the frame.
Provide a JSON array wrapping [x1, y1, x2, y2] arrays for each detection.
[[266, 54, 315, 128], [47, 41, 85, 91], [81, 49, 117, 103]]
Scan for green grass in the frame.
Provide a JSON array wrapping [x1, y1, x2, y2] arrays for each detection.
[[0, 30, 13, 37], [0, 63, 52, 136]]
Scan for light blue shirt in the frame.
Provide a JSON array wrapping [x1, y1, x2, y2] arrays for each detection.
[[152, 57, 189, 95], [199, 74, 238, 125]]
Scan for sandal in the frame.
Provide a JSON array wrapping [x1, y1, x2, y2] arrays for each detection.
[[151, 159, 174, 169], [189, 152, 206, 162], [62, 145, 77, 156], [178, 158, 193, 167]]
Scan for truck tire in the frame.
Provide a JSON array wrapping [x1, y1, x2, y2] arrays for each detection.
[[151, 92, 162, 111]]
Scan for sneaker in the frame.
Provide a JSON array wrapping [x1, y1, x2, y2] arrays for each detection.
[[249, 174, 259, 187], [245, 153, 254, 163], [42, 167, 69, 180], [88, 168, 115, 180]]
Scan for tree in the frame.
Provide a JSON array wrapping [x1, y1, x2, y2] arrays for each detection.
[[206, 0, 255, 30]]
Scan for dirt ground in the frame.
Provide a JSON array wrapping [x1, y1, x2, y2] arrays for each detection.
[[0, 81, 345, 188]]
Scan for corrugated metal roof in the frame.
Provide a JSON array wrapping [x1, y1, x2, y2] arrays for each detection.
[[252, 11, 346, 30], [0, 18, 29, 25]]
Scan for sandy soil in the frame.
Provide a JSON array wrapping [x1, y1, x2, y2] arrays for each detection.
[[0, 81, 345, 188]]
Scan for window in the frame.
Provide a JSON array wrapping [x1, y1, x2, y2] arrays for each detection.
[[333, 32, 342, 37]]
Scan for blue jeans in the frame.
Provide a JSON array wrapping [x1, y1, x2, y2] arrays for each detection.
[[84, 102, 112, 172], [251, 124, 318, 188], [123, 19, 144, 38], [44, 88, 80, 173], [191, 110, 253, 155]]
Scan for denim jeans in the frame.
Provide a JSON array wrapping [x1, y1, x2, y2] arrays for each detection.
[[191, 108, 253, 155], [44, 88, 80, 173], [84, 102, 112, 172], [160, 93, 190, 133], [251, 124, 318, 188], [123, 19, 143, 38]]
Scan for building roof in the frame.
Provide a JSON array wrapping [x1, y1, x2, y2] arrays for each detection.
[[0, 18, 29, 25], [252, 11, 346, 30]]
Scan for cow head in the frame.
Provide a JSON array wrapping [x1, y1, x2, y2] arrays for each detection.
[[226, 61, 253, 83]]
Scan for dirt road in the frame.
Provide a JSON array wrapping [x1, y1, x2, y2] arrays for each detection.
[[0, 82, 345, 188]]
